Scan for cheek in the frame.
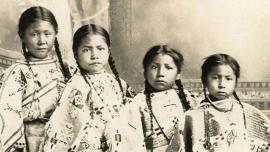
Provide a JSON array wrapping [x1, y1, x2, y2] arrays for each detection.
[[77, 54, 88, 63], [103, 52, 109, 61], [146, 69, 155, 80], [206, 80, 217, 88], [229, 81, 237, 89]]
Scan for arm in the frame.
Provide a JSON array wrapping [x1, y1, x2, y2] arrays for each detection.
[[0, 65, 26, 152], [106, 98, 147, 152], [41, 83, 88, 152]]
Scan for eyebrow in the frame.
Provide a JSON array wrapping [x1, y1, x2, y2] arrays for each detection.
[[96, 45, 105, 47], [210, 73, 234, 77]]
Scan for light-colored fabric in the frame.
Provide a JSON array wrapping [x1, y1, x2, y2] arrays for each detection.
[[184, 98, 270, 152], [115, 89, 200, 152], [0, 58, 66, 152], [41, 71, 133, 152]]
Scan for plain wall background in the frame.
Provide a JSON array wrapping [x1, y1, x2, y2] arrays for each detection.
[[1, 0, 270, 88], [110, 0, 270, 88]]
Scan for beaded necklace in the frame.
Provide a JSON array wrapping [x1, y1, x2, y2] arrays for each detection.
[[206, 97, 234, 113]]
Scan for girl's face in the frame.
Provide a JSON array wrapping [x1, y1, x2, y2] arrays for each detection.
[[77, 34, 109, 74], [146, 54, 179, 91], [23, 20, 56, 60], [206, 64, 237, 100]]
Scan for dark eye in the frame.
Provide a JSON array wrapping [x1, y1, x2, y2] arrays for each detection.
[[44, 32, 52, 36], [226, 77, 233, 81], [150, 65, 157, 69], [165, 65, 173, 70], [31, 33, 38, 37], [97, 47, 105, 51], [81, 48, 90, 52], [212, 75, 218, 79]]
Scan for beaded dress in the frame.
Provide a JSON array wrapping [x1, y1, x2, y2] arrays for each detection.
[[0, 58, 66, 152], [184, 97, 270, 152], [115, 89, 199, 152], [41, 70, 134, 152]]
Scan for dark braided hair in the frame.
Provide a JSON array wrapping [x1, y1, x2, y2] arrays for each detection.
[[144, 81, 154, 151], [72, 24, 124, 101], [201, 53, 241, 100], [175, 79, 191, 111], [201, 53, 246, 127], [108, 54, 125, 102], [142, 45, 190, 150], [142, 45, 190, 110], [18, 6, 71, 80], [54, 38, 71, 80]]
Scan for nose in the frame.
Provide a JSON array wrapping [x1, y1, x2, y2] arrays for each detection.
[[90, 49, 99, 60], [218, 78, 225, 88], [37, 34, 46, 45], [157, 67, 165, 77]]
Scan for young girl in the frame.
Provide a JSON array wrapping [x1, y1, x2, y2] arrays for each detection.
[[184, 53, 270, 152], [115, 45, 199, 152], [0, 6, 71, 152], [41, 24, 134, 152]]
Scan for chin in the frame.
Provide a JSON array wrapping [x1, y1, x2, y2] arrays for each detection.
[[154, 86, 170, 92], [30, 55, 48, 60]]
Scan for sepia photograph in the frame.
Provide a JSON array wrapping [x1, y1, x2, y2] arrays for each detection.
[[0, 0, 269, 151]]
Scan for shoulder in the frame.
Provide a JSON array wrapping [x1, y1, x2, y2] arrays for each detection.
[[108, 73, 136, 97], [3, 62, 27, 73], [241, 102, 268, 119], [0, 63, 28, 79], [133, 92, 145, 100], [64, 72, 86, 88], [129, 92, 146, 106]]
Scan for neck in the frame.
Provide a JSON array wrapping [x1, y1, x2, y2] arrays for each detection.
[[85, 69, 107, 75], [208, 95, 220, 102], [206, 96, 234, 112], [28, 56, 51, 61]]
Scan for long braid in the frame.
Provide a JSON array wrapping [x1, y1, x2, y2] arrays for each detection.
[[22, 43, 32, 74], [233, 91, 246, 128], [54, 38, 71, 81], [108, 54, 125, 103], [175, 79, 190, 111], [22, 43, 28, 60], [144, 81, 154, 152]]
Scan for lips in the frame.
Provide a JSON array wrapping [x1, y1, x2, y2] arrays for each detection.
[[36, 48, 47, 51], [89, 62, 101, 65], [155, 80, 167, 84], [216, 91, 227, 96]]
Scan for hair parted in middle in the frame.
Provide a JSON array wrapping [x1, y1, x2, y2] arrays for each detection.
[[18, 6, 71, 80], [142, 45, 190, 111], [72, 24, 125, 102]]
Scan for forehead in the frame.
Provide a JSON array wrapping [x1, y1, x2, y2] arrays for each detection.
[[209, 64, 235, 76], [80, 34, 107, 46], [25, 20, 55, 32], [151, 54, 175, 64]]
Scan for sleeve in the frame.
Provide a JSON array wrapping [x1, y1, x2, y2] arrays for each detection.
[[106, 97, 147, 152], [41, 83, 90, 152], [0, 65, 27, 152]]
